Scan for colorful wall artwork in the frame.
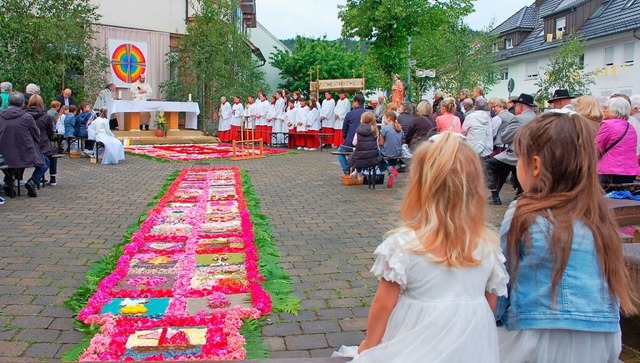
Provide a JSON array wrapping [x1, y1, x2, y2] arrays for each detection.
[[109, 39, 148, 87]]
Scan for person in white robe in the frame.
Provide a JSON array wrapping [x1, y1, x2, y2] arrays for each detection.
[[272, 91, 286, 145], [130, 74, 153, 130], [296, 98, 310, 150], [306, 98, 321, 150], [320, 91, 336, 148], [285, 98, 297, 148], [218, 97, 232, 142], [334, 90, 351, 147], [90, 108, 125, 165], [266, 95, 277, 145], [230, 96, 244, 141]]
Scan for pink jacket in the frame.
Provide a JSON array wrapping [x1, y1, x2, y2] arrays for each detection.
[[595, 118, 639, 176]]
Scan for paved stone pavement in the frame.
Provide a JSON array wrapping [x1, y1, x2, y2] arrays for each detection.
[[0, 149, 526, 362]]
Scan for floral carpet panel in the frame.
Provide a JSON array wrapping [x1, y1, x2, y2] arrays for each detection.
[[125, 144, 290, 161], [73, 168, 283, 361]]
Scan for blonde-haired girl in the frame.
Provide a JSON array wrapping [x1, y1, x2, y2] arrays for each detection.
[[336, 132, 508, 362]]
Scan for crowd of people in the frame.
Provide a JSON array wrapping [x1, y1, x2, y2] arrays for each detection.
[[333, 87, 639, 362], [0, 81, 126, 204], [330, 85, 639, 197]]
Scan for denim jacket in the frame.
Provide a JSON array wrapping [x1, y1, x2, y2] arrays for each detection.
[[495, 201, 620, 332]]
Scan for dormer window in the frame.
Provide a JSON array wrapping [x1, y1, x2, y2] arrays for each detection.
[[555, 17, 566, 37], [591, 0, 610, 18], [506, 38, 513, 49]]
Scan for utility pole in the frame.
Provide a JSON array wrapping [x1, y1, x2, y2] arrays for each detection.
[[406, 36, 412, 102]]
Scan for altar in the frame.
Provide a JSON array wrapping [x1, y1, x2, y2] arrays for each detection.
[[107, 100, 200, 131]]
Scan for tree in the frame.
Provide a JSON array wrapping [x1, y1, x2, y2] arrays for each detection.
[[534, 35, 595, 107], [162, 0, 268, 131], [0, 0, 109, 103], [412, 22, 499, 96], [270, 36, 381, 95], [339, 0, 474, 89]]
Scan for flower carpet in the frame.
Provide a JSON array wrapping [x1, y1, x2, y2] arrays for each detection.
[[65, 167, 297, 361], [125, 144, 290, 161]]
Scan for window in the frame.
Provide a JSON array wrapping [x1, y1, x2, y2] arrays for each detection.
[[492, 43, 499, 52], [500, 67, 509, 81], [506, 38, 513, 49], [623, 0, 636, 9], [604, 46, 615, 66], [526, 61, 539, 78], [555, 17, 566, 36], [579, 54, 585, 69], [591, 0, 610, 18], [601, 90, 613, 98], [624, 42, 635, 65], [620, 89, 633, 96]]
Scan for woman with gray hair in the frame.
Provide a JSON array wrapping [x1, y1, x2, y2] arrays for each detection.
[[0, 82, 12, 109], [595, 97, 639, 187]]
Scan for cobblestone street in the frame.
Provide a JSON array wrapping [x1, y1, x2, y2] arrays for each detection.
[[0, 150, 511, 361]]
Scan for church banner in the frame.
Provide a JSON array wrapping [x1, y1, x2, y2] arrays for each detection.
[[108, 39, 148, 87]]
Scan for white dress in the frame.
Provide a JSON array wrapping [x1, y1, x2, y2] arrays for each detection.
[[93, 117, 125, 164], [334, 229, 508, 363]]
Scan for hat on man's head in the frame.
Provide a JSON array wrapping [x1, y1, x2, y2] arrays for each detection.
[[512, 93, 536, 107], [548, 89, 574, 103]]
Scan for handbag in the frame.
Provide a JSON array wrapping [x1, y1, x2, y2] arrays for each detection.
[[599, 122, 630, 159]]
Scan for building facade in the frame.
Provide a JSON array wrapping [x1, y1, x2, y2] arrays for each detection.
[[491, 0, 640, 100], [90, 0, 283, 100]]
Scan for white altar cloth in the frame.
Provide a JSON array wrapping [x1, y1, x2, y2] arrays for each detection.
[[107, 100, 200, 129]]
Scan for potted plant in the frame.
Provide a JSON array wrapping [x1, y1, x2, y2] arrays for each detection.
[[155, 109, 167, 137]]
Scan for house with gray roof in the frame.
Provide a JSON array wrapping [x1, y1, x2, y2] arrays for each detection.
[[490, 0, 640, 100]]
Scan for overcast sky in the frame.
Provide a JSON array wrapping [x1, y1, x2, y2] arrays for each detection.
[[256, 0, 533, 40]]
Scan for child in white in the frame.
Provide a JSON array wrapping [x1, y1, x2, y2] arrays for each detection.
[[230, 96, 244, 141], [218, 97, 232, 142], [272, 91, 286, 144], [295, 99, 309, 150], [334, 132, 508, 363], [333, 91, 351, 147]]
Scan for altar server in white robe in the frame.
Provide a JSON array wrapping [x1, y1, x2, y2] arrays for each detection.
[[218, 96, 232, 142], [230, 95, 244, 141], [245, 95, 257, 140], [306, 98, 321, 150], [256, 92, 269, 142], [285, 98, 297, 149], [273, 91, 286, 145], [320, 91, 336, 148], [295, 98, 310, 150], [333, 89, 351, 147], [266, 95, 277, 145]]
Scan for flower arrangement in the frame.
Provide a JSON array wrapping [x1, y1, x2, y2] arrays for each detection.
[[75, 168, 275, 361], [125, 143, 290, 161], [156, 109, 167, 130]]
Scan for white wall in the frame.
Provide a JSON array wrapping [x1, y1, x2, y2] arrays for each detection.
[[248, 23, 288, 93], [491, 33, 640, 101], [92, 0, 190, 35]]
